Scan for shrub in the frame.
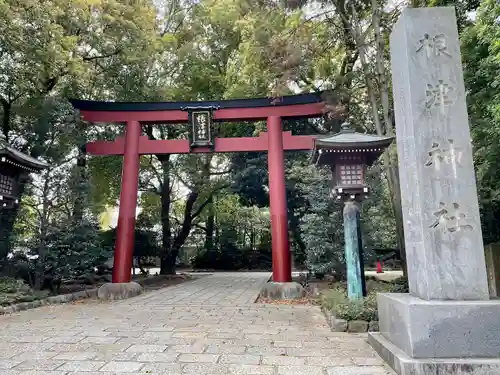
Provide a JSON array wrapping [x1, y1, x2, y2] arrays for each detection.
[[100, 228, 160, 259], [390, 277, 409, 293], [321, 288, 378, 321], [320, 278, 410, 322], [0, 277, 48, 306], [191, 245, 272, 270], [0, 277, 30, 294]]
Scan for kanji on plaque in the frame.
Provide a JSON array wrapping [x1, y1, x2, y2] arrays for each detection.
[[195, 113, 208, 140], [416, 33, 451, 58], [428, 202, 473, 233]]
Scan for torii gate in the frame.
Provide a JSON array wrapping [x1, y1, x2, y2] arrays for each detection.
[[70, 93, 325, 284]]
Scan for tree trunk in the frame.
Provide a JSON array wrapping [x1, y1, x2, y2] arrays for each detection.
[[250, 229, 255, 250], [370, 0, 407, 276], [384, 160, 407, 276], [323, 0, 359, 128], [158, 153, 219, 274], [159, 155, 172, 275], [160, 251, 177, 275], [161, 190, 199, 275], [174, 189, 201, 268], [205, 197, 215, 251], [203, 155, 214, 251], [72, 145, 87, 222], [34, 172, 51, 290], [347, 1, 407, 276], [1, 99, 11, 141], [0, 99, 14, 269]]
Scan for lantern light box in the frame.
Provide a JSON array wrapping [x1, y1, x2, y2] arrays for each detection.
[[0, 135, 48, 208], [311, 122, 394, 201]]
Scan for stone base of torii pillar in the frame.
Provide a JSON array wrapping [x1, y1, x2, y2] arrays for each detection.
[[369, 7, 500, 374]]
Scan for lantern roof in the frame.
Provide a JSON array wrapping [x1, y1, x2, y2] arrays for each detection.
[[312, 122, 394, 166], [0, 135, 49, 172]]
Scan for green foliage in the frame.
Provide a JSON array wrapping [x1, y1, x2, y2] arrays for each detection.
[[462, 0, 500, 243], [0, 0, 161, 267], [100, 228, 161, 259], [292, 163, 344, 275], [88, 157, 124, 214], [0, 277, 48, 306], [230, 152, 270, 208], [190, 246, 272, 270], [320, 279, 401, 321], [321, 288, 378, 322], [320, 278, 410, 321], [39, 219, 111, 281], [190, 193, 273, 270], [0, 277, 32, 294], [389, 277, 409, 293], [361, 163, 398, 250]]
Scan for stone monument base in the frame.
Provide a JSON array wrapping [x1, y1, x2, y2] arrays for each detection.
[[370, 293, 500, 374], [97, 282, 144, 301], [376, 293, 500, 358], [259, 282, 305, 300], [369, 333, 500, 375]]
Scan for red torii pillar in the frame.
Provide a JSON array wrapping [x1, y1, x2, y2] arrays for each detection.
[[112, 121, 141, 283], [267, 116, 291, 282], [111, 117, 293, 283]]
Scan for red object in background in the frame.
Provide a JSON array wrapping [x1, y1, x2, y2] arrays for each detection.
[[377, 260, 384, 274]]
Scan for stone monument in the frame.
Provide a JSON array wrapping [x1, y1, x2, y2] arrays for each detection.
[[368, 7, 500, 374]]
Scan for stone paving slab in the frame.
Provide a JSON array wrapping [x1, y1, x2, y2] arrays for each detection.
[[0, 272, 395, 374]]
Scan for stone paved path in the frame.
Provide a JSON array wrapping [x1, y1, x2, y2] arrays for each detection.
[[0, 272, 395, 374]]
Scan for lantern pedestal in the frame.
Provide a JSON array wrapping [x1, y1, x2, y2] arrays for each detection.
[[343, 200, 366, 299]]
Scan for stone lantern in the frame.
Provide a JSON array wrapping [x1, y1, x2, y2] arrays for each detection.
[[311, 122, 394, 299], [0, 134, 48, 209]]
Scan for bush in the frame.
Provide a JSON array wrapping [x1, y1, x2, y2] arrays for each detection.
[[293, 166, 345, 277], [14, 219, 112, 291], [390, 277, 409, 293], [0, 277, 30, 294], [0, 277, 48, 306], [100, 228, 160, 259], [320, 278, 410, 322], [321, 287, 378, 321], [191, 245, 272, 270]]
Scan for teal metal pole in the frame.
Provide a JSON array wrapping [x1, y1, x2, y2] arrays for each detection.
[[343, 200, 364, 300]]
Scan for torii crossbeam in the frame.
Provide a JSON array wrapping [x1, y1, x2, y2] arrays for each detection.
[[70, 93, 325, 283]]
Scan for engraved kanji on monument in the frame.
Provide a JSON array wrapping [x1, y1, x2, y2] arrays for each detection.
[[391, 7, 489, 300]]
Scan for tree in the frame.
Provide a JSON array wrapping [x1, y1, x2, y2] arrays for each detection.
[[290, 162, 345, 276], [0, 0, 159, 263], [5, 98, 110, 288], [461, 0, 500, 243], [333, 0, 405, 273], [191, 193, 272, 270]]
